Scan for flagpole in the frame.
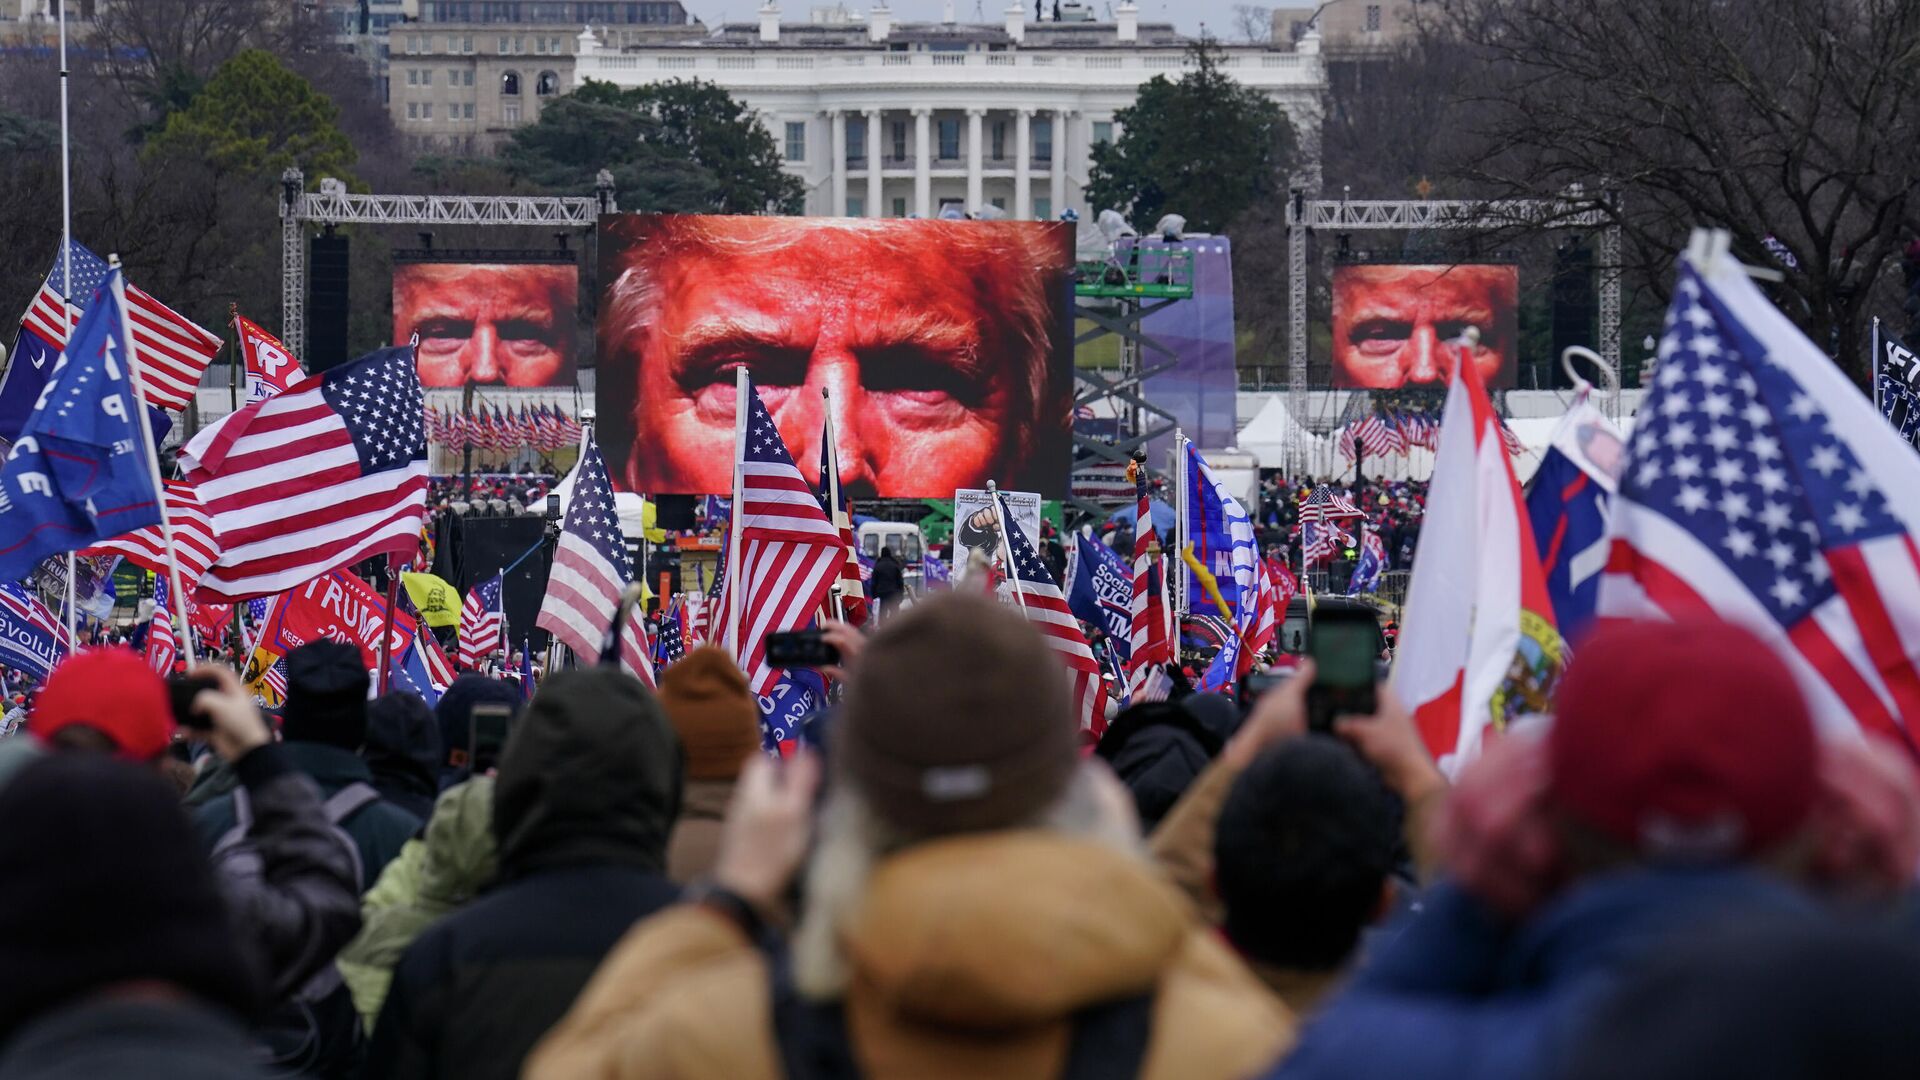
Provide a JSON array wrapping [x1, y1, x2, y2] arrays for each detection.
[[228, 304, 242, 412], [1872, 317, 1882, 415], [822, 386, 846, 623], [1171, 429, 1187, 618], [725, 368, 748, 663], [57, 0, 77, 650], [986, 481, 1026, 613], [242, 592, 278, 669], [108, 262, 195, 666]]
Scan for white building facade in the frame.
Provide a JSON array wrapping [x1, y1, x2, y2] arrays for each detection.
[[575, 4, 1324, 220]]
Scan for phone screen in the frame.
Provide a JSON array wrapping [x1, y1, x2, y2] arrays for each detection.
[[1310, 619, 1379, 687], [470, 704, 514, 773]]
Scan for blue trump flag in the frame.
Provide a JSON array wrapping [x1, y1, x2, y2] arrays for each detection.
[[0, 583, 67, 677], [1525, 397, 1622, 643], [1068, 531, 1134, 663], [0, 269, 162, 582], [759, 666, 828, 756], [1186, 444, 1258, 694]]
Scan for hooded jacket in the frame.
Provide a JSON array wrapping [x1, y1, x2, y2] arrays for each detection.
[[362, 670, 683, 1080], [526, 831, 1294, 1080], [339, 777, 498, 1029], [363, 693, 443, 822]]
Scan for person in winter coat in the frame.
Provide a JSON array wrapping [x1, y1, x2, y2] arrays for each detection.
[[526, 591, 1292, 1080], [1268, 619, 1920, 1080], [193, 641, 423, 892], [0, 754, 264, 1080], [364, 692, 444, 822], [363, 668, 683, 1080], [340, 777, 498, 1030], [1094, 696, 1227, 831], [658, 645, 761, 884], [868, 548, 905, 617], [432, 674, 522, 789], [0, 648, 181, 790]]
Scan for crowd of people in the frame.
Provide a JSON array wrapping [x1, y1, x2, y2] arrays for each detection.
[[1, 587, 1917, 1078]]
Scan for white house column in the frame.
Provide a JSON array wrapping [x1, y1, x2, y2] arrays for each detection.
[[965, 107, 984, 212], [1014, 108, 1032, 219], [865, 108, 883, 217], [1050, 108, 1069, 219], [913, 107, 932, 217], [829, 109, 847, 216]]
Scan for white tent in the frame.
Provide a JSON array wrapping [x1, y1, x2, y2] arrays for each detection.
[[1236, 396, 1321, 468]]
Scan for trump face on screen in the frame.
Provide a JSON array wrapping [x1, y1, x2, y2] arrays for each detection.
[[595, 215, 1075, 499]]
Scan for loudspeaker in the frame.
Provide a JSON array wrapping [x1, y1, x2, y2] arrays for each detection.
[[308, 233, 351, 373], [653, 495, 696, 531], [1551, 242, 1596, 388], [451, 517, 553, 653]]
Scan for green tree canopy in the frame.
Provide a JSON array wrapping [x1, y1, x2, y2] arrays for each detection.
[[144, 48, 356, 182], [1084, 43, 1296, 233]]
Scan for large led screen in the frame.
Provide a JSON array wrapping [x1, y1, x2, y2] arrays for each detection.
[[392, 258, 579, 388], [596, 214, 1077, 499], [1330, 264, 1519, 389]]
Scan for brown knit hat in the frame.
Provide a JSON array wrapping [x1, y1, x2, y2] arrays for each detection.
[[659, 646, 761, 780], [838, 591, 1078, 837]]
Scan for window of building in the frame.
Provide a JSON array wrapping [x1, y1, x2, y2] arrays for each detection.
[[406, 68, 418, 85], [448, 68, 461, 84], [1092, 121, 1113, 145], [892, 196, 908, 217], [407, 102, 419, 119], [504, 103, 522, 123], [498, 36, 510, 52], [784, 121, 807, 162], [536, 71, 559, 95], [551, 37, 565, 53], [406, 34, 420, 53], [991, 121, 1006, 160], [422, 102, 434, 120], [464, 103, 476, 119], [501, 70, 521, 95], [846, 195, 864, 217], [1365, 4, 1381, 30], [937, 118, 959, 160], [1035, 197, 1052, 219], [891, 120, 907, 161], [535, 36, 548, 53], [846, 121, 865, 162], [991, 196, 1006, 209], [1033, 119, 1052, 163], [463, 35, 474, 53], [420, 69, 433, 86], [513, 36, 524, 53], [464, 70, 475, 87]]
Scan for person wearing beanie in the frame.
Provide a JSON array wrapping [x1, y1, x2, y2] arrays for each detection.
[[364, 668, 683, 1080], [193, 640, 422, 891], [527, 591, 1293, 1080], [1265, 618, 1919, 1080], [659, 645, 760, 883], [432, 673, 522, 788], [364, 692, 444, 822], [0, 754, 263, 1079]]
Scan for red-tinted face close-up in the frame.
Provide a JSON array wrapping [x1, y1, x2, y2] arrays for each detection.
[[1331, 264, 1519, 389], [600, 216, 1072, 498], [393, 263, 578, 388]]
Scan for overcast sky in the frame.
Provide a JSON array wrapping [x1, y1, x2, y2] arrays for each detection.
[[681, 0, 1276, 42]]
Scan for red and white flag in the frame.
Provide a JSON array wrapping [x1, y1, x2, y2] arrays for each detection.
[[536, 430, 653, 685], [179, 345, 428, 602], [1124, 460, 1172, 701], [992, 490, 1105, 737], [711, 379, 845, 695], [1394, 344, 1564, 772], [235, 312, 302, 403], [27, 257, 220, 412], [82, 479, 219, 590], [457, 574, 506, 671], [146, 576, 179, 675]]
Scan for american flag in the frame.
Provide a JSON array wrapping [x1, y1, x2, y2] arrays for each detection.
[[655, 600, 686, 667], [25, 242, 221, 412], [1300, 484, 1367, 523], [1355, 413, 1394, 457], [1300, 518, 1355, 568], [1498, 418, 1526, 457], [1601, 256, 1920, 751], [1239, 560, 1288, 675], [1337, 423, 1358, 460], [818, 416, 869, 626], [262, 658, 289, 701], [457, 573, 505, 670], [711, 382, 844, 695], [146, 576, 179, 674], [1071, 462, 1134, 503], [995, 490, 1105, 736], [1125, 460, 1172, 701], [1381, 410, 1409, 455], [417, 627, 457, 690], [82, 480, 219, 590], [536, 429, 654, 686], [179, 345, 428, 602]]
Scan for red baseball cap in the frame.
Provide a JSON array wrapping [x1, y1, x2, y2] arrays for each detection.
[[1550, 618, 1816, 861], [29, 649, 175, 762]]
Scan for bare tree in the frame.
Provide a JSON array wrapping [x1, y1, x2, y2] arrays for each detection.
[[94, 0, 284, 103], [1232, 4, 1275, 43], [1431, 0, 1920, 381]]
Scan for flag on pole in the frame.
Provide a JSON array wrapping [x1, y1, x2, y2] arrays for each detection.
[[817, 416, 869, 625], [82, 479, 219, 591], [1239, 560, 1285, 676], [656, 599, 686, 667], [1351, 530, 1388, 592], [1601, 246, 1920, 752], [0, 268, 163, 582], [457, 573, 505, 670], [1066, 530, 1132, 662], [180, 345, 428, 602], [1524, 393, 1623, 643], [235, 312, 302, 403], [1125, 459, 1173, 700], [1395, 337, 1564, 772], [994, 490, 1105, 737], [535, 429, 654, 685], [1873, 323, 1920, 452], [147, 575, 179, 675], [1187, 445, 1259, 694], [711, 382, 845, 695], [0, 583, 66, 679]]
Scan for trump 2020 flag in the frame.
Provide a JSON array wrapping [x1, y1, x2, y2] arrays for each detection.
[[1602, 241, 1920, 750], [0, 269, 162, 582], [1068, 531, 1134, 663], [1525, 393, 1625, 643], [1395, 342, 1564, 772], [0, 583, 67, 678]]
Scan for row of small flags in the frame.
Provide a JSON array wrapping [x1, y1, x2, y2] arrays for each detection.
[[1337, 407, 1524, 458], [426, 403, 581, 453]]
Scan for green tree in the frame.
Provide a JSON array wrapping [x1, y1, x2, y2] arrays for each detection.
[[569, 78, 804, 214], [1084, 43, 1296, 233], [145, 49, 356, 182]]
